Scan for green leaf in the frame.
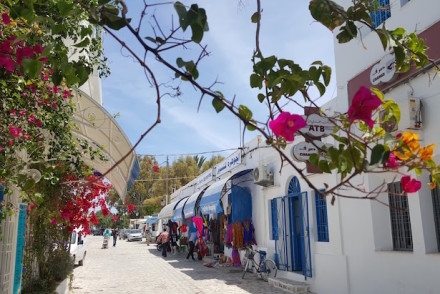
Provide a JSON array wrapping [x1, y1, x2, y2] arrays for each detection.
[[174, 2, 189, 30], [22, 59, 43, 79], [322, 65, 331, 86], [176, 57, 185, 68], [370, 144, 385, 165], [212, 98, 224, 113], [247, 120, 257, 131], [376, 29, 388, 51], [251, 12, 260, 23], [57, 0, 74, 16], [309, 0, 345, 31], [73, 38, 90, 48], [239, 105, 253, 121], [315, 81, 326, 97], [250, 74, 264, 89], [257, 93, 265, 103], [318, 160, 331, 173]]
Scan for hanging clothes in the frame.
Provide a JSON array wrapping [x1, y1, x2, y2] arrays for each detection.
[[232, 248, 241, 267], [219, 216, 225, 246], [180, 224, 187, 233], [243, 219, 256, 246], [226, 223, 233, 247], [233, 222, 244, 249], [193, 216, 204, 238]]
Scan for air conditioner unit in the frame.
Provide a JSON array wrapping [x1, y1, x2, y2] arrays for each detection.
[[253, 165, 274, 187], [380, 98, 422, 132]]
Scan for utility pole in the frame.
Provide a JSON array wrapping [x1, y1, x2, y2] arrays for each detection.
[[165, 155, 169, 206]]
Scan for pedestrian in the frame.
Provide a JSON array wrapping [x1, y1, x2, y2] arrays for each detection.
[[159, 228, 170, 257], [170, 231, 178, 255], [186, 225, 197, 261], [112, 228, 118, 247], [145, 228, 151, 246]]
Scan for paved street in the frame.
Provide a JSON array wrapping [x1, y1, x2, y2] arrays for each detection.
[[70, 236, 286, 294]]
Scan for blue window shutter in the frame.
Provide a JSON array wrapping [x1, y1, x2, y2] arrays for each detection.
[[315, 190, 329, 242], [370, 0, 391, 28], [270, 199, 279, 240]]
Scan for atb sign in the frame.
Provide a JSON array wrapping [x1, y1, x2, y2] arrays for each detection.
[[291, 141, 332, 162], [300, 113, 333, 138]]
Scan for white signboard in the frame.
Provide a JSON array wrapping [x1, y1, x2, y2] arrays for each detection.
[[196, 169, 214, 189], [215, 150, 241, 177], [370, 52, 396, 85], [301, 114, 333, 137], [291, 141, 332, 162]]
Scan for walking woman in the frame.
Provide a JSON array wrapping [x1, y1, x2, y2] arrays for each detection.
[[159, 228, 170, 257]]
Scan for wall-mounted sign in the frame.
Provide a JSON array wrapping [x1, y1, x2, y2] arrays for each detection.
[[196, 168, 215, 189], [215, 150, 241, 177], [291, 141, 332, 162], [300, 113, 333, 138], [370, 52, 396, 85]]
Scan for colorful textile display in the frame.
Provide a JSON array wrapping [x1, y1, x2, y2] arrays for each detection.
[[243, 220, 256, 246], [226, 223, 233, 246], [193, 216, 204, 237], [232, 248, 241, 267], [233, 222, 244, 249]]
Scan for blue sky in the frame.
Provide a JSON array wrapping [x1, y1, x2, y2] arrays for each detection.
[[101, 1, 336, 162]]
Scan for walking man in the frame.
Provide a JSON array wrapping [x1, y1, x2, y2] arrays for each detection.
[[186, 226, 197, 261], [159, 228, 170, 257], [112, 228, 118, 247]]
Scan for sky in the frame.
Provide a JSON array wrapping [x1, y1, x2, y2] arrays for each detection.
[[101, 1, 336, 163]]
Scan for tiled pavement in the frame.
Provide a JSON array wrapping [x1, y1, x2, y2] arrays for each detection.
[[70, 236, 287, 294]]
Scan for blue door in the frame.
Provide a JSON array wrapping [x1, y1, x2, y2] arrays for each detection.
[[271, 177, 312, 277]]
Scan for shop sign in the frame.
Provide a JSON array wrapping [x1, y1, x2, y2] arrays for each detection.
[[196, 168, 214, 189], [291, 141, 332, 162], [370, 53, 396, 85], [215, 150, 241, 177], [300, 113, 333, 137]]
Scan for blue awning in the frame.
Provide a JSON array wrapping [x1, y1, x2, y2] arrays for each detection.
[[146, 217, 158, 224], [199, 169, 252, 215], [171, 197, 189, 222], [183, 190, 205, 219]]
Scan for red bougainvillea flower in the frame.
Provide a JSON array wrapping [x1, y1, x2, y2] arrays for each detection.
[[400, 175, 422, 193], [347, 86, 382, 128], [89, 211, 99, 225], [16, 46, 34, 65], [101, 205, 110, 216], [1, 12, 10, 24], [384, 153, 399, 169], [153, 165, 160, 173], [127, 203, 134, 214], [269, 112, 307, 142], [112, 215, 118, 222], [51, 218, 57, 225], [9, 125, 22, 137]]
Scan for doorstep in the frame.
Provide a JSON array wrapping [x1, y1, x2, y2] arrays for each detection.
[[268, 277, 311, 294]]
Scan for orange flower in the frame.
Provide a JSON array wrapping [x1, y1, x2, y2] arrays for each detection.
[[394, 131, 420, 160], [419, 144, 436, 161], [430, 181, 437, 190]]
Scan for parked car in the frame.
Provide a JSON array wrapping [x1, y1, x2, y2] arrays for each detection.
[[92, 228, 104, 236], [70, 230, 87, 266], [127, 229, 142, 242], [120, 229, 129, 240]]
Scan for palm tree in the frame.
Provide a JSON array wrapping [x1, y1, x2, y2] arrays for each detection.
[[193, 155, 207, 170]]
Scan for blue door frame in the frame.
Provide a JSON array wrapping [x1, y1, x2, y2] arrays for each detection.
[[272, 176, 312, 278]]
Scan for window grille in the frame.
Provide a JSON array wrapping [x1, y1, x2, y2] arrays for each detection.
[[315, 190, 329, 242], [370, 0, 391, 28], [388, 182, 413, 251], [431, 183, 440, 251]]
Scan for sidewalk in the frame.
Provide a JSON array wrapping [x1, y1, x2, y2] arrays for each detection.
[[70, 236, 287, 294]]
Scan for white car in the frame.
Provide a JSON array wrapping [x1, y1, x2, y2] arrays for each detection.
[[127, 229, 143, 242], [70, 230, 87, 266]]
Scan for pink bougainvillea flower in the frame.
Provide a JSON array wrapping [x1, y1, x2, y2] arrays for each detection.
[[0, 55, 14, 71], [43, 74, 48, 80], [9, 110, 16, 116], [16, 46, 34, 65], [36, 121, 43, 127], [51, 218, 57, 225], [49, 69, 54, 74], [0, 146, 3, 152], [28, 114, 35, 124], [9, 139, 13, 146], [51, 102, 58, 109], [347, 86, 382, 128], [1, 13, 11, 25], [269, 112, 307, 142], [19, 110, 26, 116], [127, 203, 134, 214], [384, 153, 399, 169], [32, 45, 44, 54], [53, 86, 60, 94], [9, 125, 22, 137], [400, 175, 422, 193]]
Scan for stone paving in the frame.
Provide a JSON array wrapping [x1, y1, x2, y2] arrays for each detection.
[[70, 236, 287, 294]]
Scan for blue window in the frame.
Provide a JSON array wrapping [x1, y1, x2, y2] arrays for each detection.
[[370, 0, 391, 28], [315, 190, 329, 242], [270, 198, 279, 240]]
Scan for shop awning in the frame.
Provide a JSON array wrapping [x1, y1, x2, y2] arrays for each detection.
[[71, 90, 140, 199], [199, 169, 252, 215], [146, 217, 158, 224], [183, 189, 205, 219], [158, 202, 179, 220], [171, 197, 189, 222]]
